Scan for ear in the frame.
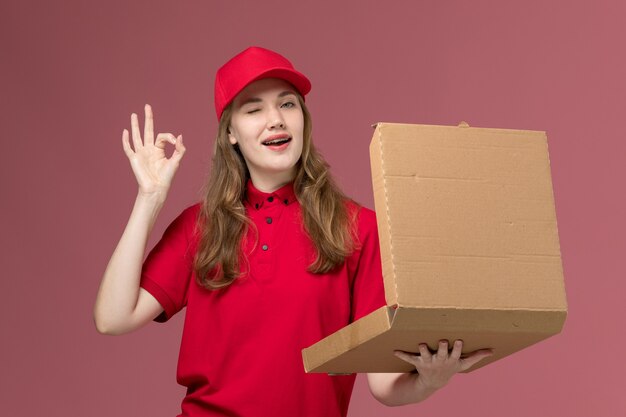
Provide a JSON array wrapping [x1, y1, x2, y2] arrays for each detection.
[[227, 128, 237, 145]]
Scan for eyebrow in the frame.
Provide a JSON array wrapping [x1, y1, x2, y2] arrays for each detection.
[[238, 90, 297, 106]]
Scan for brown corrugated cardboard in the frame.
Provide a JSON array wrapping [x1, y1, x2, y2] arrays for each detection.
[[302, 122, 567, 374]]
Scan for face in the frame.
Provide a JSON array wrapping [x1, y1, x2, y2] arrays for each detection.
[[228, 78, 304, 189]]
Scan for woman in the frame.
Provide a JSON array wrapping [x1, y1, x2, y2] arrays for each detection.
[[94, 46, 492, 417]]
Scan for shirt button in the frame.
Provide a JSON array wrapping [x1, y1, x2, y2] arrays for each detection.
[[268, 196, 274, 202], [266, 217, 272, 224], [283, 199, 289, 205], [255, 203, 259, 209], [262, 244, 269, 251]]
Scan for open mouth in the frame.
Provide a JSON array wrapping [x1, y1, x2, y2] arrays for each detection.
[[262, 137, 292, 146]]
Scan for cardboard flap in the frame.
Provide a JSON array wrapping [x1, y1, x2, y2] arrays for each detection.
[[370, 122, 567, 311], [301, 306, 393, 373]]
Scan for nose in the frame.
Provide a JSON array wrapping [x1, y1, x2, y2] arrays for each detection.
[[266, 107, 285, 130]]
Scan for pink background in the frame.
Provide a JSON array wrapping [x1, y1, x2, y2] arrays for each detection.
[[2, 0, 624, 415]]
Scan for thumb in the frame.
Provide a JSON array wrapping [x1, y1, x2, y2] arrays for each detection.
[[459, 349, 494, 371]]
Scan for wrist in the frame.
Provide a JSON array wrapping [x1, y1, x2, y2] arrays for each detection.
[[136, 189, 168, 204], [134, 191, 168, 216], [415, 374, 442, 397]]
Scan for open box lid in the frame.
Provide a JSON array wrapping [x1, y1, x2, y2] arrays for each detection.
[[371, 122, 567, 311], [302, 122, 567, 374]]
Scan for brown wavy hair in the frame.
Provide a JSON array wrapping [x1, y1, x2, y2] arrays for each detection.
[[193, 93, 359, 290]]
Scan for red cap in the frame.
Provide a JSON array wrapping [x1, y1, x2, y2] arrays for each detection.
[[214, 46, 312, 120]]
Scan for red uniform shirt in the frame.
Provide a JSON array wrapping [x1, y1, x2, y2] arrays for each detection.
[[140, 180, 386, 417]]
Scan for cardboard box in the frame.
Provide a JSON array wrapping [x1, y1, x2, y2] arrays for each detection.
[[302, 122, 567, 374]]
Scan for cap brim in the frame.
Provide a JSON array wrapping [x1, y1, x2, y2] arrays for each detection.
[[249, 67, 312, 97]]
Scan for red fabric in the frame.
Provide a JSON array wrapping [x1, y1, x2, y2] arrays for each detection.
[[214, 46, 311, 120], [140, 180, 386, 417]]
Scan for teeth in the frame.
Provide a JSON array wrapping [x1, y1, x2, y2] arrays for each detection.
[[264, 138, 290, 145]]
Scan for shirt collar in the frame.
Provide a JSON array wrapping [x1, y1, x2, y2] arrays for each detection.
[[245, 178, 296, 210]]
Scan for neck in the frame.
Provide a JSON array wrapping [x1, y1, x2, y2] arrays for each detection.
[[249, 170, 295, 193]]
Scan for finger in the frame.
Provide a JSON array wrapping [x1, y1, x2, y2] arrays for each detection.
[[122, 129, 134, 157], [459, 349, 494, 371], [418, 343, 432, 360], [131, 112, 142, 150], [435, 340, 449, 360], [155, 133, 177, 150], [144, 104, 154, 146], [171, 135, 186, 162], [450, 339, 463, 361], [393, 350, 419, 367]]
